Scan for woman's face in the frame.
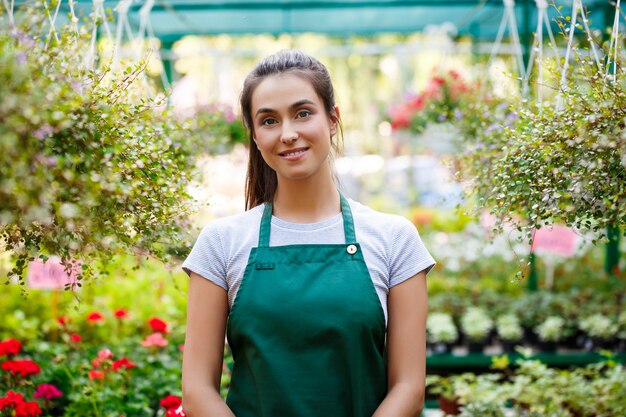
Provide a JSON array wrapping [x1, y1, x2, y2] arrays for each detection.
[[250, 73, 337, 184]]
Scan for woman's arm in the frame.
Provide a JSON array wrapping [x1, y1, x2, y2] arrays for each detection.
[[182, 272, 236, 417], [372, 271, 428, 417]]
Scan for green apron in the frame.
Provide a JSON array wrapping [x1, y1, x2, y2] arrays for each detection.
[[226, 194, 387, 417]]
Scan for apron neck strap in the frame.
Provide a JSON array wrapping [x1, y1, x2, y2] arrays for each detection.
[[258, 193, 356, 247]]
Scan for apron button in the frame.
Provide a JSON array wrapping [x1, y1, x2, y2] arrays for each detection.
[[346, 244, 357, 255]]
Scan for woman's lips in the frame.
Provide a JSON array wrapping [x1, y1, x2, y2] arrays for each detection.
[[279, 147, 308, 161]]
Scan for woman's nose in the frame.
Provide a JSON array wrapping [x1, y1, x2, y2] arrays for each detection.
[[280, 124, 298, 144]]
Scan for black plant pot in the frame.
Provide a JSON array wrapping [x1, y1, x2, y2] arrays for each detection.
[[523, 326, 539, 347], [431, 342, 453, 355], [583, 337, 615, 352], [500, 339, 521, 354], [539, 340, 557, 353], [467, 340, 485, 354]]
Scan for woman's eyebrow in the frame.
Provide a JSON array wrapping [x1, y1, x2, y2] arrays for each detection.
[[255, 99, 317, 117]]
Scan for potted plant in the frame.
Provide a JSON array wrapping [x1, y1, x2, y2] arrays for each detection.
[[460, 307, 493, 353], [458, 402, 505, 417], [427, 312, 459, 354], [578, 314, 618, 351], [495, 313, 523, 353], [534, 316, 566, 353], [426, 375, 461, 415]]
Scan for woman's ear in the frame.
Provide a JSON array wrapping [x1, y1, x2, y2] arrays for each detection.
[[330, 105, 340, 135]]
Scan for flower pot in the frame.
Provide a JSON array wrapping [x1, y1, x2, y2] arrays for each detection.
[[467, 340, 485, 354], [539, 340, 557, 353], [523, 327, 539, 347], [500, 339, 521, 354], [431, 342, 453, 355], [438, 396, 461, 415]]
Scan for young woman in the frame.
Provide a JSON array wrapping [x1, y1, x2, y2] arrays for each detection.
[[181, 50, 435, 417]]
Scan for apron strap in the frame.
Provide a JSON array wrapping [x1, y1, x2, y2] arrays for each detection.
[[340, 193, 357, 243], [258, 192, 357, 247], [258, 201, 273, 247]]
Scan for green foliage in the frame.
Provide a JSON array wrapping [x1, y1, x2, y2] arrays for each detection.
[[431, 358, 626, 417], [0, 8, 199, 285], [456, 38, 626, 243]]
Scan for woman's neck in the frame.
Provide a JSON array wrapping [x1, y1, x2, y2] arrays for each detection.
[[272, 170, 340, 223]]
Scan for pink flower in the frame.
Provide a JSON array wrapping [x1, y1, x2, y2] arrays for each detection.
[[141, 332, 168, 347], [97, 348, 114, 360], [148, 317, 169, 333], [33, 384, 62, 400], [0, 339, 22, 357], [70, 333, 81, 343]]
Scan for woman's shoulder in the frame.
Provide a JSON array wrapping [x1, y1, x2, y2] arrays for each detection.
[[348, 199, 418, 234]]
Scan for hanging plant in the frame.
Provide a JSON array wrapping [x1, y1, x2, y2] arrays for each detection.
[[456, 13, 625, 245], [0, 7, 199, 287]]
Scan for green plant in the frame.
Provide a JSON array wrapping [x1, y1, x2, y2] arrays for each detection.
[[535, 316, 566, 342], [456, 19, 626, 245], [458, 402, 505, 417], [460, 307, 493, 342], [1, 5, 198, 286], [495, 313, 523, 341], [426, 312, 458, 344], [579, 314, 618, 340]]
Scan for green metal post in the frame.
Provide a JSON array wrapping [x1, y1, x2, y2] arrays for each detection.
[[602, 4, 621, 279], [527, 252, 538, 291], [605, 225, 621, 278], [160, 40, 175, 89], [521, 0, 532, 93]]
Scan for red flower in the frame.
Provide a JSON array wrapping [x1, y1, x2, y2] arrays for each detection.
[[1, 359, 41, 377], [70, 333, 81, 343], [112, 357, 136, 371], [14, 400, 43, 416], [0, 390, 24, 408], [0, 339, 22, 357], [148, 317, 169, 333], [33, 384, 63, 400], [87, 312, 104, 322], [160, 395, 182, 409], [114, 308, 129, 319], [56, 316, 68, 326], [141, 332, 168, 347], [88, 370, 105, 380]]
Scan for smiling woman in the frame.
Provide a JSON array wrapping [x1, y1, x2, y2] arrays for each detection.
[[181, 50, 435, 417]]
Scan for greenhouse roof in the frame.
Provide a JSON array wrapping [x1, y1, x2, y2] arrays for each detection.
[[60, 0, 620, 43]]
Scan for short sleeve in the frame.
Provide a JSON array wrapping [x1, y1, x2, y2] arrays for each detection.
[[182, 223, 228, 290], [388, 217, 436, 288]]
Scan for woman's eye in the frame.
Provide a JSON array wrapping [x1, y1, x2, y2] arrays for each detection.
[[261, 118, 277, 126], [296, 110, 311, 119]]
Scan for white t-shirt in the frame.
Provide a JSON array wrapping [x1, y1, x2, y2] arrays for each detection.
[[183, 199, 435, 324]]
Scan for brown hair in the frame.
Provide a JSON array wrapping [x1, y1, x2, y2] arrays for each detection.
[[240, 49, 342, 210]]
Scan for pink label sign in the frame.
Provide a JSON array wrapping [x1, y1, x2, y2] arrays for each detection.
[[532, 225, 578, 258], [27, 258, 80, 290]]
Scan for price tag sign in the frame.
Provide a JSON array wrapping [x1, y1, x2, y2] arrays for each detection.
[[27, 258, 80, 290], [532, 225, 578, 258]]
